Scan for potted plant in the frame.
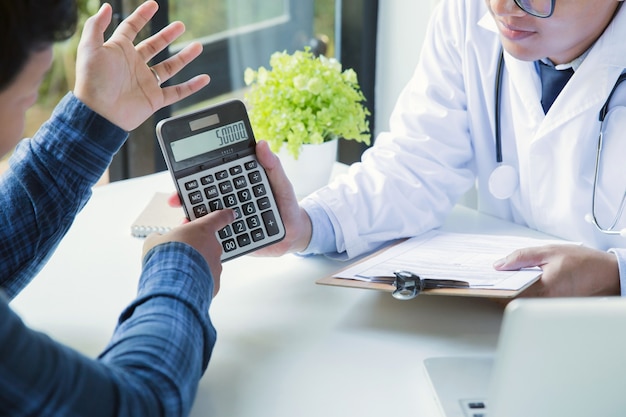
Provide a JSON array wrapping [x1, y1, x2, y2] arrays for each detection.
[[243, 47, 371, 196]]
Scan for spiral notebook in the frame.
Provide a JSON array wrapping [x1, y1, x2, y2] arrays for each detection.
[[130, 192, 184, 237]]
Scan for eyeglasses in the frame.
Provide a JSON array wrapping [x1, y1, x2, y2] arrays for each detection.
[[513, 0, 555, 18]]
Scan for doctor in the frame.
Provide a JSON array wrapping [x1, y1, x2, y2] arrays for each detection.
[[252, 0, 626, 298]]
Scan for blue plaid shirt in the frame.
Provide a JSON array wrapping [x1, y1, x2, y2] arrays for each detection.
[[0, 94, 217, 416]]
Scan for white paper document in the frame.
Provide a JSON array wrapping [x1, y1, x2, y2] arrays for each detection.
[[334, 230, 574, 291]]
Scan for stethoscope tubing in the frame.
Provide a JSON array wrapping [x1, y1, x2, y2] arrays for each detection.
[[590, 73, 626, 235], [493, 49, 626, 236], [494, 50, 505, 164]]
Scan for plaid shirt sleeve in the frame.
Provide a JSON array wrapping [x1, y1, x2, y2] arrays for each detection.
[[0, 94, 217, 415], [0, 93, 127, 299], [0, 242, 217, 417]]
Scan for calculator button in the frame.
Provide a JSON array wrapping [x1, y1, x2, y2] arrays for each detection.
[[223, 194, 237, 208], [189, 190, 203, 204], [257, 197, 271, 211], [251, 228, 265, 242], [248, 171, 262, 184], [185, 180, 199, 190], [223, 239, 237, 253], [233, 176, 247, 189], [218, 225, 233, 239], [232, 220, 247, 234], [200, 175, 214, 185], [208, 199, 223, 211], [233, 207, 242, 219], [246, 215, 261, 229], [253, 184, 267, 198], [216, 170, 228, 180], [237, 233, 251, 247], [244, 160, 258, 170], [204, 185, 218, 199], [219, 181, 233, 194], [193, 204, 208, 218], [242, 202, 256, 216], [229, 165, 243, 175], [238, 189, 252, 203], [262, 210, 280, 236]]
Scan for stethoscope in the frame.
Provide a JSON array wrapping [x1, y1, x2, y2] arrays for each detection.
[[489, 49, 626, 237], [488, 50, 518, 200]]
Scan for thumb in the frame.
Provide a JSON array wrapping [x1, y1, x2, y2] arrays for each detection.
[[493, 247, 547, 271], [256, 140, 295, 197], [256, 140, 280, 171], [79, 4, 112, 50]]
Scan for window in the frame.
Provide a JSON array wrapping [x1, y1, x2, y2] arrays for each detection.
[[167, 0, 314, 111], [107, 0, 377, 180], [110, 0, 316, 179]]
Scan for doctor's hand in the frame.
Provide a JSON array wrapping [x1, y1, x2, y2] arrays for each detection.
[[143, 209, 235, 297], [74, 1, 210, 132], [252, 140, 313, 256], [493, 244, 620, 297]]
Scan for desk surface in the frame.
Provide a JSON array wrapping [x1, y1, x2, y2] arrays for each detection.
[[10, 171, 550, 417]]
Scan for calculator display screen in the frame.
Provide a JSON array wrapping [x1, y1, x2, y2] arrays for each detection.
[[170, 120, 249, 162]]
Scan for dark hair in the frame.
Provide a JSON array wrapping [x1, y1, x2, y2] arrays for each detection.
[[0, 0, 77, 91]]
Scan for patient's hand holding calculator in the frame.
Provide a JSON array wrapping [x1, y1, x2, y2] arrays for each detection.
[[156, 100, 285, 261]]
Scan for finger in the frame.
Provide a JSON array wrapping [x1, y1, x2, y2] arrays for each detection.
[[151, 41, 203, 84], [161, 74, 211, 108], [78, 3, 112, 50], [493, 246, 548, 271], [112, 0, 159, 43], [167, 192, 182, 207], [136, 21, 186, 64], [193, 208, 236, 232]]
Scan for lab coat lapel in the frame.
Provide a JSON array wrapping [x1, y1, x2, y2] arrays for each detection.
[[535, 5, 626, 138], [537, 60, 619, 138], [502, 53, 543, 128]]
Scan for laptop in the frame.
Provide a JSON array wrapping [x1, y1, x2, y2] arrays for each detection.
[[424, 297, 626, 417]]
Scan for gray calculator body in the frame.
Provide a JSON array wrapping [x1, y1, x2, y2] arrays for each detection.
[[156, 99, 285, 261]]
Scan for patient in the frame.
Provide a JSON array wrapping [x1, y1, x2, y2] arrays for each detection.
[[0, 1, 233, 415]]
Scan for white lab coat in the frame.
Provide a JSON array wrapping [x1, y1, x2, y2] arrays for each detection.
[[305, 0, 626, 273]]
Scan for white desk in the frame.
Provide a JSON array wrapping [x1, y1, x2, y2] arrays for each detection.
[[10, 171, 549, 417]]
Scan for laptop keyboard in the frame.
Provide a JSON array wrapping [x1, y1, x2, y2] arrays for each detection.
[[460, 399, 488, 417]]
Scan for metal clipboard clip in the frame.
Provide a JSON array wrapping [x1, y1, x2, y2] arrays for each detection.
[[369, 270, 470, 300]]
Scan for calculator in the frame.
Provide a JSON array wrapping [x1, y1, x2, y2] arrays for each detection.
[[156, 99, 285, 261]]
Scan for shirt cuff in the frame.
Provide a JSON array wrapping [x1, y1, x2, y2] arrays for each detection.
[[608, 248, 626, 297], [299, 197, 338, 255]]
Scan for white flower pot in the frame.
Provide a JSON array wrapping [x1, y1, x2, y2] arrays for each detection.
[[277, 139, 338, 199]]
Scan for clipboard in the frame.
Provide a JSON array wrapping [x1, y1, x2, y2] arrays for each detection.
[[315, 231, 552, 299], [316, 273, 538, 299]]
